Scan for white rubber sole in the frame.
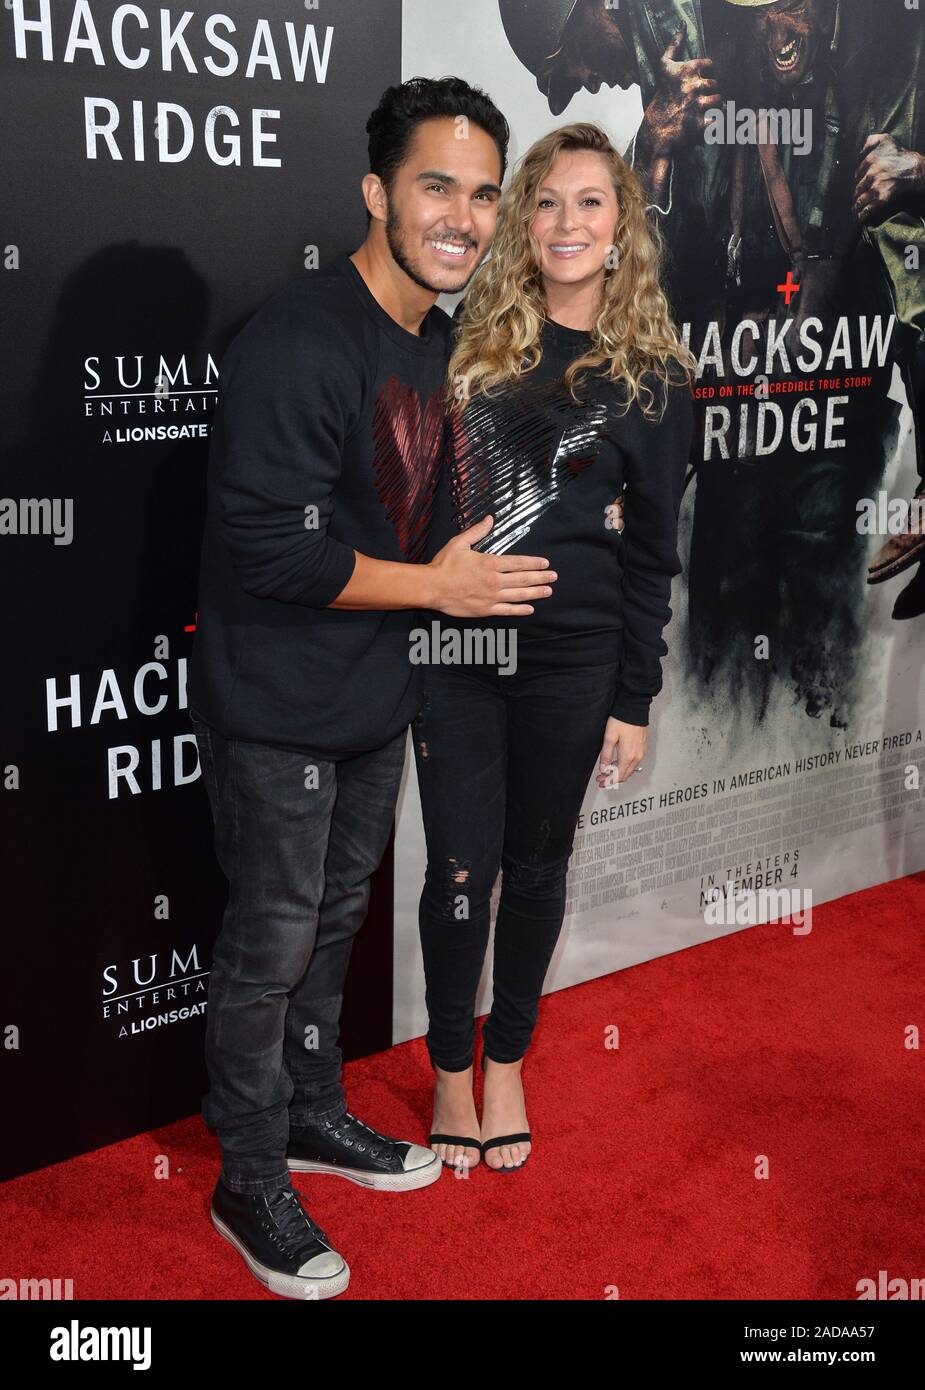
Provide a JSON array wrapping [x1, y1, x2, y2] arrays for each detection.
[[287, 1153, 442, 1190], [210, 1210, 350, 1300]]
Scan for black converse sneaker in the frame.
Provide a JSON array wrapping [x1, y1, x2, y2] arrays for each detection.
[[210, 1178, 349, 1300], [287, 1110, 441, 1190]]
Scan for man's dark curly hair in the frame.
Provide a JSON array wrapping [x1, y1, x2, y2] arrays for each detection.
[[365, 76, 510, 211]]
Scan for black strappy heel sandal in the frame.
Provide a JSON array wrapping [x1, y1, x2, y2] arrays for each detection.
[[479, 1053, 531, 1172]]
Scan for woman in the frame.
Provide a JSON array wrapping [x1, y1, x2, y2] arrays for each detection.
[[415, 122, 697, 1172]]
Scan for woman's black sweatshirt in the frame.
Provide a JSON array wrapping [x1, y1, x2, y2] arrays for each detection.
[[426, 318, 695, 726]]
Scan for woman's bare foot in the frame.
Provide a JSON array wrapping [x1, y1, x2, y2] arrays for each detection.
[[480, 1056, 531, 1170], [430, 1064, 481, 1169]]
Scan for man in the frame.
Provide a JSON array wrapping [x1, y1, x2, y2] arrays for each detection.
[[188, 76, 557, 1300], [498, 0, 641, 116], [498, 0, 729, 304], [720, 0, 925, 619], [697, 0, 925, 709]]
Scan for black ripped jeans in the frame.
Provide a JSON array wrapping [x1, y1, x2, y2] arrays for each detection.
[[411, 642, 622, 1071]]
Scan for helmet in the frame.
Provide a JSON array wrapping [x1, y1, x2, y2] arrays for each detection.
[[498, 0, 581, 79]]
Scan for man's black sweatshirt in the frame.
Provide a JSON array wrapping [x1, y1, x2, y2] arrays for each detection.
[[188, 254, 452, 758], [426, 317, 696, 726]]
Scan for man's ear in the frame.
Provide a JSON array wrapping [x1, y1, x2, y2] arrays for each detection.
[[361, 172, 388, 224]]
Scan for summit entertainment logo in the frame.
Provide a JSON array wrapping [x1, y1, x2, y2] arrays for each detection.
[[83, 351, 219, 441], [102, 943, 209, 1038]]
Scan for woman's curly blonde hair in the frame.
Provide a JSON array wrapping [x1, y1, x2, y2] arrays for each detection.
[[446, 122, 697, 420]]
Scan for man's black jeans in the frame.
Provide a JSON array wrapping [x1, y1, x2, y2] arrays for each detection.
[[411, 647, 621, 1072], [190, 713, 406, 1194]]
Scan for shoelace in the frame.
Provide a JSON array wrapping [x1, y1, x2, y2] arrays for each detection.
[[330, 1111, 396, 1161], [262, 1186, 330, 1255]]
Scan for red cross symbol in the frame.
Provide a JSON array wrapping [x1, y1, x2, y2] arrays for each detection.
[[777, 271, 801, 305]]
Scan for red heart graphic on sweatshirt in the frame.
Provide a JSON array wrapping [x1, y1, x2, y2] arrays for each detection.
[[371, 375, 446, 562]]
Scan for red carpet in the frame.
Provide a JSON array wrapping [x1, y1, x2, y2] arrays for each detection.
[[3, 872, 923, 1300]]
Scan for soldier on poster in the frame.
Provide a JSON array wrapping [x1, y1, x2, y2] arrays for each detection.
[[679, 0, 925, 724], [498, 0, 925, 728], [498, 0, 734, 309]]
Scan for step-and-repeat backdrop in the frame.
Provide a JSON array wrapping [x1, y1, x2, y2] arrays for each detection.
[[3, 0, 922, 1181], [1, 0, 401, 1182]]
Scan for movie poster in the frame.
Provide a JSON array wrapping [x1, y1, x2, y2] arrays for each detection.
[[393, 0, 925, 1044]]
